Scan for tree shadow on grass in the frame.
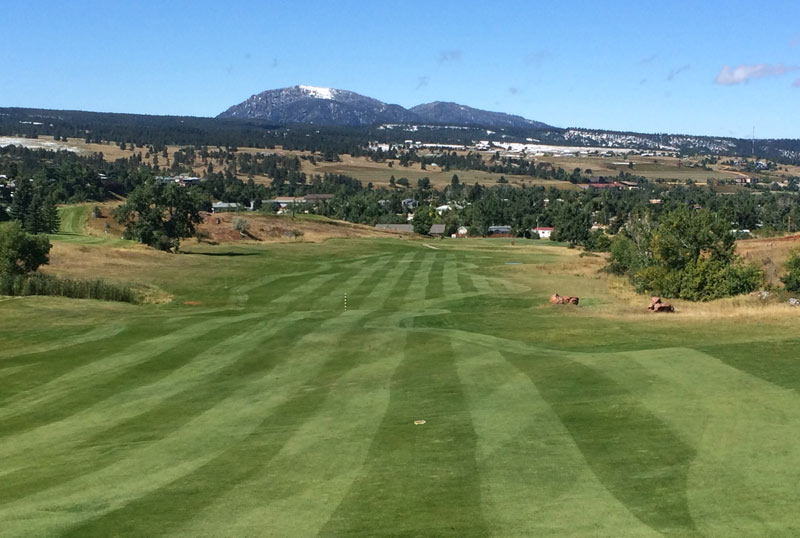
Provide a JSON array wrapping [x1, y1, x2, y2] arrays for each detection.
[[181, 251, 261, 257]]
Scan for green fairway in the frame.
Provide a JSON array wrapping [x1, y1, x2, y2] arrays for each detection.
[[2, 225, 800, 536]]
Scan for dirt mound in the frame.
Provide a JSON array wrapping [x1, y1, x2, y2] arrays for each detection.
[[195, 212, 408, 244]]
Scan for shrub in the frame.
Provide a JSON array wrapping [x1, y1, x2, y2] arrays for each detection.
[[0, 273, 139, 303], [0, 221, 51, 275], [781, 251, 800, 292], [232, 217, 250, 235], [584, 229, 611, 252]]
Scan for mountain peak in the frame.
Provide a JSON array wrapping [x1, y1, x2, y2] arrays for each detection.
[[217, 86, 551, 129]]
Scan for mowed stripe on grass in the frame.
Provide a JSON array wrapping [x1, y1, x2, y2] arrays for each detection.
[[3, 229, 800, 537]]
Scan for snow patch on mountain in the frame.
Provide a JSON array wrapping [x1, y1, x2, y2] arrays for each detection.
[[299, 85, 336, 100]]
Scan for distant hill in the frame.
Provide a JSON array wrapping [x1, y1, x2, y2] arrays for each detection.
[[409, 101, 550, 129], [217, 85, 552, 129], [217, 85, 418, 126]]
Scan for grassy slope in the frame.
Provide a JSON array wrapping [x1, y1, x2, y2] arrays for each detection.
[[1, 213, 800, 536]]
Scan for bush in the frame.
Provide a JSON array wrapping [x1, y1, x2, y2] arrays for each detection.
[[0, 273, 139, 303], [606, 236, 638, 275], [232, 217, 250, 235], [195, 229, 211, 243], [677, 258, 763, 301], [154, 233, 177, 252], [608, 208, 762, 300], [0, 221, 51, 275], [631, 259, 762, 301], [781, 251, 800, 292], [584, 229, 611, 252]]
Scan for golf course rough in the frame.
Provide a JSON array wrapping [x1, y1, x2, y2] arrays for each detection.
[[1, 229, 800, 537]]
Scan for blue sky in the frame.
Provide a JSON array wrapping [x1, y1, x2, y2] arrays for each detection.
[[2, 0, 798, 138]]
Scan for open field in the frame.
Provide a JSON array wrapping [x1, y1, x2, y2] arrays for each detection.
[[540, 154, 742, 182], [18, 136, 790, 188], [2, 210, 800, 537], [299, 155, 580, 190]]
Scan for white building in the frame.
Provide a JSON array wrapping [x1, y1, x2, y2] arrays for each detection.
[[533, 227, 554, 239]]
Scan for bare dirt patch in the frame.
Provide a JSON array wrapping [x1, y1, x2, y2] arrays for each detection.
[[195, 212, 411, 244]]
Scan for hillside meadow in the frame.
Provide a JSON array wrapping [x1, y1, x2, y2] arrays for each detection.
[[1, 210, 800, 537], [29, 135, 795, 189]]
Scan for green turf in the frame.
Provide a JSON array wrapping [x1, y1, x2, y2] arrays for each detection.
[[2, 217, 800, 536], [51, 205, 133, 246]]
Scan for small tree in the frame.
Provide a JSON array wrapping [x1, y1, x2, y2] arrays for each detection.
[[112, 180, 202, 252], [0, 221, 51, 275], [412, 205, 435, 235], [781, 251, 800, 292]]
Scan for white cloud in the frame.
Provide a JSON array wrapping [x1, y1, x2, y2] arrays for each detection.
[[715, 63, 799, 85]]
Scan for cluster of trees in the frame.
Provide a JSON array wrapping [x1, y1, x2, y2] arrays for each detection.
[[8, 179, 60, 233], [606, 207, 763, 300], [383, 149, 590, 182], [112, 180, 204, 252], [5, 106, 800, 165]]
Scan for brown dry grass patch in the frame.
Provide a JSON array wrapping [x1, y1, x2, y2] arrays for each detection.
[[737, 234, 800, 287], [196, 212, 411, 244], [43, 242, 173, 303]]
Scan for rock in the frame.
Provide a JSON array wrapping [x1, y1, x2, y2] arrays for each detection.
[[652, 302, 675, 313], [550, 293, 579, 305], [789, 298, 800, 306], [648, 296, 674, 313]]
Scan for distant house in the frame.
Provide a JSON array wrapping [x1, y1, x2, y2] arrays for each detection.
[[302, 193, 334, 203], [533, 226, 554, 239], [179, 176, 201, 186], [435, 203, 463, 215], [454, 226, 469, 238], [155, 175, 201, 186], [211, 202, 243, 213], [402, 198, 419, 210], [487, 225, 513, 237], [429, 224, 446, 236], [376, 224, 414, 233], [273, 196, 304, 207]]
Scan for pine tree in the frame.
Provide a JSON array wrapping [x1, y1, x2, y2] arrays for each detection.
[[9, 179, 32, 223], [44, 195, 60, 233]]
